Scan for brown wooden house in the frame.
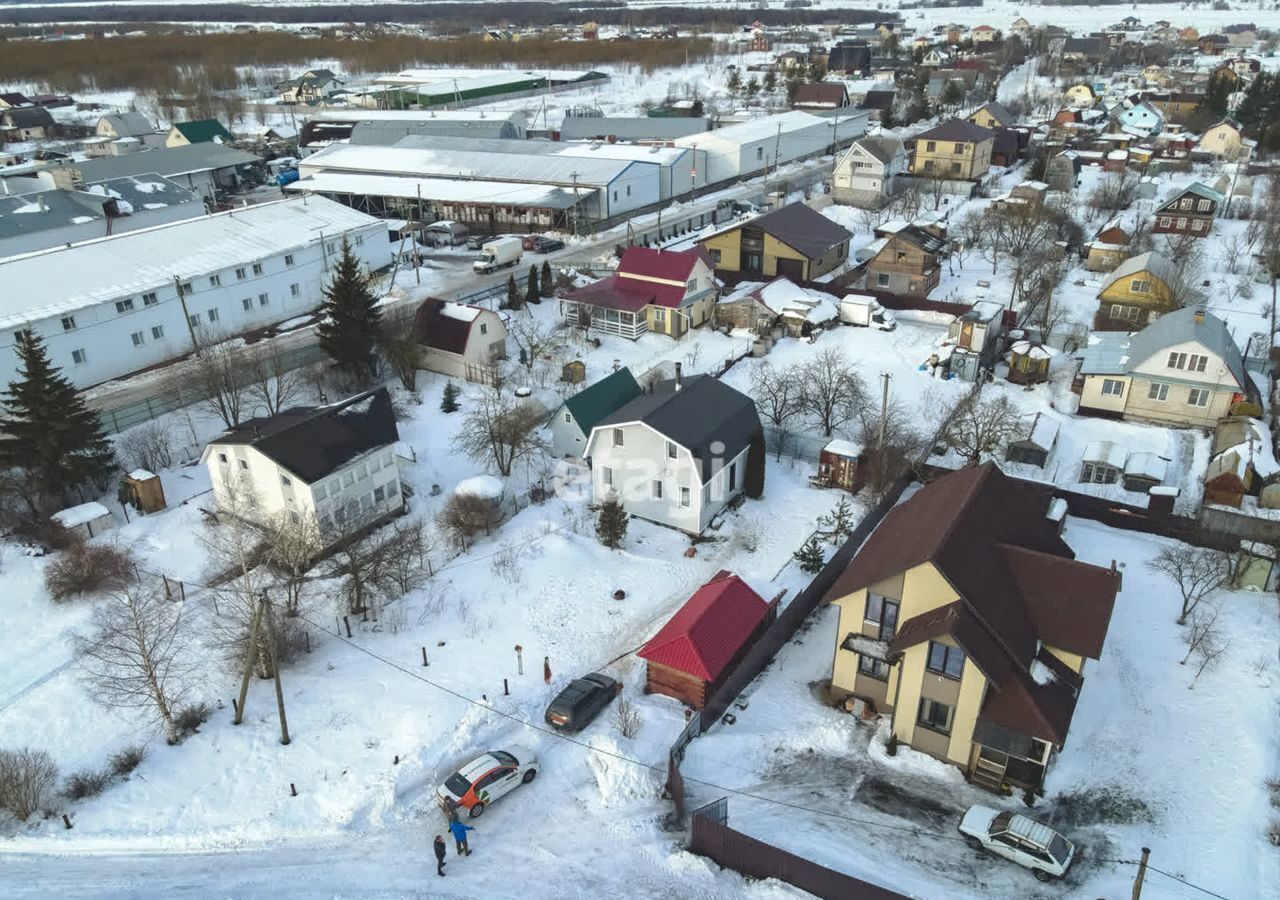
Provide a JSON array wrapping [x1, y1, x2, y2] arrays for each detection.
[[861, 223, 947, 297], [638, 571, 777, 709], [1152, 182, 1225, 239], [814, 439, 863, 492]]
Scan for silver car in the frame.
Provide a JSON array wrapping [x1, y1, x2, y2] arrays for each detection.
[[958, 804, 1074, 882]]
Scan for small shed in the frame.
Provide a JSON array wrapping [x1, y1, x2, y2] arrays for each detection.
[[815, 439, 863, 492], [1007, 341, 1051, 385], [1045, 497, 1068, 535], [1122, 452, 1168, 493], [1006, 413, 1059, 468], [1204, 449, 1249, 507], [455, 475, 507, 510], [561, 360, 586, 384], [638, 570, 776, 710], [122, 468, 166, 514], [1148, 485, 1179, 516], [1080, 440, 1126, 484], [52, 501, 114, 540]]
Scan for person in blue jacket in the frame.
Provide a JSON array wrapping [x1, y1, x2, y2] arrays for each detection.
[[448, 818, 474, 856]]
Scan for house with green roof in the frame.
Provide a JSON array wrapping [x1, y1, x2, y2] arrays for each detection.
[[165, 118, 235, 148], [549, 367, 642, 458]]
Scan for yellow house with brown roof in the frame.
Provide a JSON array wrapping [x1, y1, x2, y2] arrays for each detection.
[[909, 119, 995, 180]]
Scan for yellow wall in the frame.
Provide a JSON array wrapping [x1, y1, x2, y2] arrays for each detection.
[[910, 138, 993, 180], [830, 589, 866, 694], [1099, 270, 1174, 308], [900, 562, 959, 619], [1044, 645, 1085, 675], [969, 109, 1002, 129], [1121, 375, 1234, 427], [892, 644, 926, 749], [763, 233, 810, 278], [1079, 374, 1130, 414], [700, 231, 741, 271], [948, 656, 989, 763]]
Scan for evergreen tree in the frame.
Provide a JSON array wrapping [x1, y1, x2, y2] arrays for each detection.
[[940, 79, 964, 111], [506, 273, 522, 310], [763, 69, 777, 94], [727, 67, 742, 95], [690, 97, 705, 117], [743, 430, 766, 499], [0, 331, 114, 508], [1203, 70, 1231, 118], [818, 495, 856, 543], [879, 105, 896, 129], [793, 534, 826, 574], [525, 264, 540, 305], [315, 238, 381, 380], [596, 494, 628, 549], [746, 76, 760, 99], [440, 381, 460, 414], [540, 261, 554, 297], [786, 72, 803, 104]]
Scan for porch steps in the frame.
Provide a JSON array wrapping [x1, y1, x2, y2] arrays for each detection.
[[970, 755, 1007, 793]]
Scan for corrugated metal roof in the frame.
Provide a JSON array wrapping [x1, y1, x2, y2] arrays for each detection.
[[0, 197, 383, 328], [563, 367, 642, 435], [73, 144, 260, 182], [559, 116, 710, 141], [638, 570, 771, 682], [287, 171, 581, 209]]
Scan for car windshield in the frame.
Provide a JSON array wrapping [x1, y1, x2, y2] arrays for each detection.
[[491, 750, 518, 767], [1049, 834, 1071, 865], [444, 773, 471, 796], [989, 811, 1012, 835]]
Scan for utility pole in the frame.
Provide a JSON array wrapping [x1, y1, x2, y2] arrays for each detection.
[[1130, 847, 1151, 900], [770, 122, 783, 193], [232, 591, 290, 745], [175, 276, 198, 354], [261, 593, 291, 745], [878, 372, 891, 451], [570, 171, 580, 237], [233, 595, 265, 726]]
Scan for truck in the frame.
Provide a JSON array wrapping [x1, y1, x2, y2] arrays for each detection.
[[840, 294, 897, 331], [472, 237, 523, 274]]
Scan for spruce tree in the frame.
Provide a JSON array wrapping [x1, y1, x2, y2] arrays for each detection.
[[0, 331, 114, 507], [525, 264, 540, 305], [440, 381, 460, 414], [540, 261, 554, 297], [315, 238, 381, 380], [793, 534, 826, 574], [596, 494, 628, 549], [743, 430, 766, 499], [506, 273, 522, 310], [727, 67, 742, 96], [819, 495, 856, 543]]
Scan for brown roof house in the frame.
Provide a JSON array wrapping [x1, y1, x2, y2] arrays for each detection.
[[699, 202, 852, 283], [412, 298, 508, 384], [860, 222, 948, 297], [909, 119, 995, 181], [791, 83, 851, 111], [826, 463, 1121, 792]]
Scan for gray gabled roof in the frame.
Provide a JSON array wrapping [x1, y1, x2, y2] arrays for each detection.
[[1126, 306, 1248, 390], [915, 118, 995, 144], [73, 144, 261, 183], [594, 375, 761, 481], [98, 112, 157, 136], [850, 134, 904, 164]]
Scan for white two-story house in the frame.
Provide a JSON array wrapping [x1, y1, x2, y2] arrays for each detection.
[[833, 135, 908, 208], [201, 387, 404, 545], [583, 367, 762, 533]]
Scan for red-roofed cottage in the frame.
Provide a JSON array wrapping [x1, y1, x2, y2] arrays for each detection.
[[638, 570, 777, 709], [559, 246, 716, 340], [412, 298, 508, 383]]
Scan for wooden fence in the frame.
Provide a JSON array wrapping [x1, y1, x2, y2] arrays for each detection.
[[690, 799, 909, 900]]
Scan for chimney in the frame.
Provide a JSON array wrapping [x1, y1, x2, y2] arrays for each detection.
[[1193, 306, 1205, 324], [252, 423, 261, 440], [674, 362, 683, 390]]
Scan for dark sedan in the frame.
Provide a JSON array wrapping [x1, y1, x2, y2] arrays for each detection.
[[523, 235, 566, 253], [545, 673, 620, 732]]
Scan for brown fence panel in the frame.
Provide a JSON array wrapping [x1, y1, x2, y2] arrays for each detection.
[[690, 801, 908, 900]]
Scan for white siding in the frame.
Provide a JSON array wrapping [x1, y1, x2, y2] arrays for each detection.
[[549, 407, 588, 459]]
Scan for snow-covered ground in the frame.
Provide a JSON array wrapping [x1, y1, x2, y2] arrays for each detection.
[[681, 516, 1280, 900]]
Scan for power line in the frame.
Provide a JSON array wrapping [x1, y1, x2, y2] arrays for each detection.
[[1144, 865, 1238, 900]]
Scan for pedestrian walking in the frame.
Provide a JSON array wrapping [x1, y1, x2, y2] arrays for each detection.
[[448, 818, 474, 856], [433, 834, 447, 877]]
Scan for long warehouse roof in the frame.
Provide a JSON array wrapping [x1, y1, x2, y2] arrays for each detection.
[[386, 134, 692, 166], [286, 172, 581, 209], [0, 197, 382, 329]]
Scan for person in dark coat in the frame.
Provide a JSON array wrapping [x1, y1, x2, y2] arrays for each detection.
[[433, 834, 447, 876], [448, 819, 474, 856]]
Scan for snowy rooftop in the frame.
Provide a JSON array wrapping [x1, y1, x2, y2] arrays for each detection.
[[441, 303, 483, 323], [1082, 440, 1128, 469], [0, 197, 384, 328], [1124, 452, 1168, 482], [287, 172, 579, 210], [824, 438, 863, 458], [455, 475, 505, 499], [51, 501, 110, 528], [307, 108, 526, 124]]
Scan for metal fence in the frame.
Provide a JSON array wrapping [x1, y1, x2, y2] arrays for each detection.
[[690, 799, 908, 900], [762, 425, 828, 463]]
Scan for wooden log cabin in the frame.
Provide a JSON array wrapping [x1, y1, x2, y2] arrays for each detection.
[[638, 570, 777, 710]]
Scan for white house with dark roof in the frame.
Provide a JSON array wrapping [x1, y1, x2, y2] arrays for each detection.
[[583, 366, 762, 533], [833, 134, 907, 207], [200, 387, 403, 543]]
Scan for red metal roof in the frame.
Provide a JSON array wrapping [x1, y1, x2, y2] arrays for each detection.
[[617, 245, 712, 284], [638, 570, 771, 682]]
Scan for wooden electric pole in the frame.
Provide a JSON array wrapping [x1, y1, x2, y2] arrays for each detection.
[[878, 372, 891, 451], [232, 591, 291, 745], [233, 594, 265, 725], [1130, 846, 1151, 900], [261, 594, 291, 745]]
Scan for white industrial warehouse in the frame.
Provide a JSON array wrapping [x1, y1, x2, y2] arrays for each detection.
[[0, 197, 389, 389]]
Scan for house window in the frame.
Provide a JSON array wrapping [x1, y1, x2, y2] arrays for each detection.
[[1188, 354, 1207, 372], [1179, 198, 1193, 210], [1168, 351, 1187, 369], [612, 428, 624, 447], [864, 593, 899, 640], [130, 330, 145, 347], [652, 480, 663, 499], [680, 486, 691, 507], [142, 292, 158, 306], [342, 471, 355, 488], [1188, 387, 1210, 407], [858, 655, 891, 681], [757, 147, 764, 161], [259, 293, 269, 306], [290, 284, 300, 298], [877, 272, 891, 287], [253, 263, 264, 276], [729, 462, 737, 492], [289, 511, 300, 524], [1081, 461, 1117, 484], [917, 698, 954, 734], [71, 348, 87, 364], [1101, 378, 1125, 396], [602, 466, 613, 486], [1148, 382, 1170, 401], [243, 298, 253, 311], [239, 459, 249, 470], [564, 412, 572, 423], [1129, 279, 1151, 294], [235, 267, 247, 281], [612, 190, 618, 202], [1109, 304, 1140, 323], [180, 282, 193, 295], [285, 254, 295, 266], [207, 308, 219, 323], [1197, 199, 1212, 212], [926, 641, 966, 679], [1191, 219, 1205, 232], [950, 161, 962, 174], [953, 142, 964, 153], [151, 325, 165, 339], [217, 452, 228, 464], [710, 249, 722, 264], [355, 236, 364, 247], [387, 480, 399, 496], [209, 274, 221, 287], [686, 278, 698, 293], [374, 485, 386, 502], [115, 298, 134, 313], [654, 308, 666, 324], [281, 474, 292, 486], [926, 141, 937, 152], [188, 313, 201, 328], [667, 441, 677, 459], [626, 184, 632, 197], [1158, 216, 1171, 228], [479, 323, 487, 335]]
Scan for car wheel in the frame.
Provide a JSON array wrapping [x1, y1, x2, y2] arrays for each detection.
[[468, 802, 485, 818], [522, 769, 537, 785], [1033, 869, 1052, 882], [965, 836, 983, 852]]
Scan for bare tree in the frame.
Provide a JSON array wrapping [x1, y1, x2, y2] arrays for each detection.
[[1220, 232, 1247, 275], [1156, 232, 1205, 290], [1146, 546, 1231, 625], [1087, 169, 1139, 216], [924, 177, 949, 211], [451, 390, 548, 477], [75, 581, 194, 744], [245, 346, 309, 418], [855, 391, 925, 501], [796, 348, 868, 438], [1182, 603, 1227, 688], [750, 363, 802, 457], [117, 420, 174, 473], [940, 393, 1021, 462], [611, 696, 641, 738], [438, 492, 503, 551], [261, 511, 323, 615], [0, 748, 59, 821], [507, 315, 568, 372], [188, 336, 252, 429], [378, 305, 420, 394]]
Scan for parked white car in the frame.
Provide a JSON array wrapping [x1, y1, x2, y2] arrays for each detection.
[[957, 805, 1074, 882]]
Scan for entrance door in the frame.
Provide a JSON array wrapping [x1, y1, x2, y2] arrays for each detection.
[[775, 257, 805, 280]]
